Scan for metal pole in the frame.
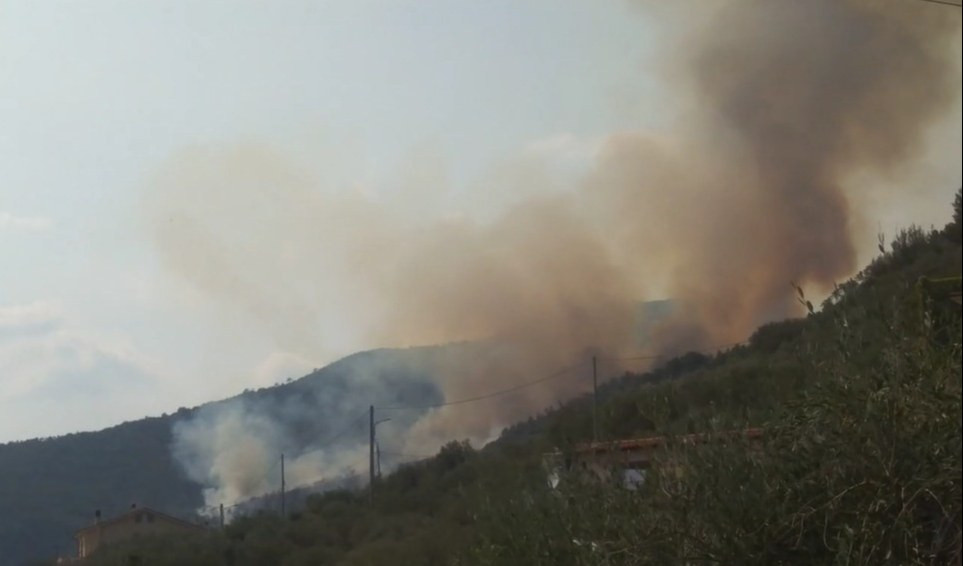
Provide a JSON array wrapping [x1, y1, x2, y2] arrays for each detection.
[[376, 441, 382, 478], [369, 405, 375, 505], [592, 356, 598, 443], [219, 504, 225, 530], [280, 453, 286, 517]]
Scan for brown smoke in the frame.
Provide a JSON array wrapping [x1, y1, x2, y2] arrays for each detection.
[[589, 0, 961, 350], [150, 0, 960, 454]]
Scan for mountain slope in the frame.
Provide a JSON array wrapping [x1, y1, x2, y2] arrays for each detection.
[[69, 197, 962, 566], [0, 347, 444, 565]]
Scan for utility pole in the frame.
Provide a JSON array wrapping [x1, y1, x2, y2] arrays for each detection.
[[369, 405, 375, 506], [368, 406, 391, 505], [219, 503, 225, 530], [280, 453, 286, 518], [592, 355, 598, 443], [376, 441, 382, 478]]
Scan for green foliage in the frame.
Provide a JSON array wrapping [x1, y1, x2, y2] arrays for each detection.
[[469, 304, 961, 564], [947, 189, 962, 244], [80, 532, 228, 566], [465, 224, 962, 566]]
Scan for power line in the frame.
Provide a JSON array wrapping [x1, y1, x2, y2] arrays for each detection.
[[210, 338, 755, 514], [376, 360, 587, 411], [916, 0, 961, 7], [316, 409, 369, 446], [206, 409, 370, 514], [378, 338, 751, 412], [380, 449, 435, 460], [214, 457, 372, 518], [605, 354, 662, 362], [600, 339, 748, 364]]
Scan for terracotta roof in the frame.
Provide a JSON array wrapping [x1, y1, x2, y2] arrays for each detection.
[[576, 427, 764, 454], [75, 507, 206, 536]]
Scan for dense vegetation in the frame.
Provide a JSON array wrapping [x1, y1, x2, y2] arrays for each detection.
[[69, 192, 962, 565]]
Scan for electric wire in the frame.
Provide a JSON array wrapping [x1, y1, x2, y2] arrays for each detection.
[[375, 360, 587, 411]]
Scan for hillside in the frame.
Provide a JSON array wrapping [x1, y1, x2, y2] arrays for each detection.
[[2, 312, 675, 565], [0, 347, 446, 565], [64, 194, 962, 565]]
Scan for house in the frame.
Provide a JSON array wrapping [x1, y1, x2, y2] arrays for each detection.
[[544, 428, 764, 490], [74, 505, 206, 559], [916, 276, 962, 306]]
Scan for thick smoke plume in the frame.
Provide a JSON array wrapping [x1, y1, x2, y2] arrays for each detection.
[[173, 401, 366, 505], [170, 349, 445, 506], [155, 0, 960, 504]]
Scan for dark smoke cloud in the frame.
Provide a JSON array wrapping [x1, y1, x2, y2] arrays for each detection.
[[152, 0, 960, 502], [595, 0, 960, 349]]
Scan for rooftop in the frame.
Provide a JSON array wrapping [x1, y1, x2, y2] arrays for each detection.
[[575, 427, 764, 455], [75, 506, 205, 536]]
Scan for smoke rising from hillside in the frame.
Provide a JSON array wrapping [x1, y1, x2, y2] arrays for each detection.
[[620, 0, 961, 349], [173, 401, 366, 505], [156, 0, 960, 503]]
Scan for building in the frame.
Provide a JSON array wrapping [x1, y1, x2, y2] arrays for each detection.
[[544, 428, 764, 490], [74, 506, 206, 559], [916, 276, 962, 306]]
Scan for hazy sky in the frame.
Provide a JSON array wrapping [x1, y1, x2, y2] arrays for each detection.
[[1, 0, 960, 442]]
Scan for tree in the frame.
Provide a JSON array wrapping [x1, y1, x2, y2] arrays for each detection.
[[947, 188, 962, 243]]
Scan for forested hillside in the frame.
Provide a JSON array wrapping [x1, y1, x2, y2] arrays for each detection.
[[1, 348, 445, 565], [69, 193, 962, 565]]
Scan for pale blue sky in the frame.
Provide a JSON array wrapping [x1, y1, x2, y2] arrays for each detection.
[[1, 1, 960, 442]]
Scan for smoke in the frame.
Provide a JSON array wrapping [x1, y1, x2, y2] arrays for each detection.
[[170, 348, 446, 506], [620, 0, 961, 349], [172, 401, 367, 505], [155, 0, 960, 503]]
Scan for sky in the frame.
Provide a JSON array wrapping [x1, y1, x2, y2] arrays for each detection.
[[1, 0, 960, 443]]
